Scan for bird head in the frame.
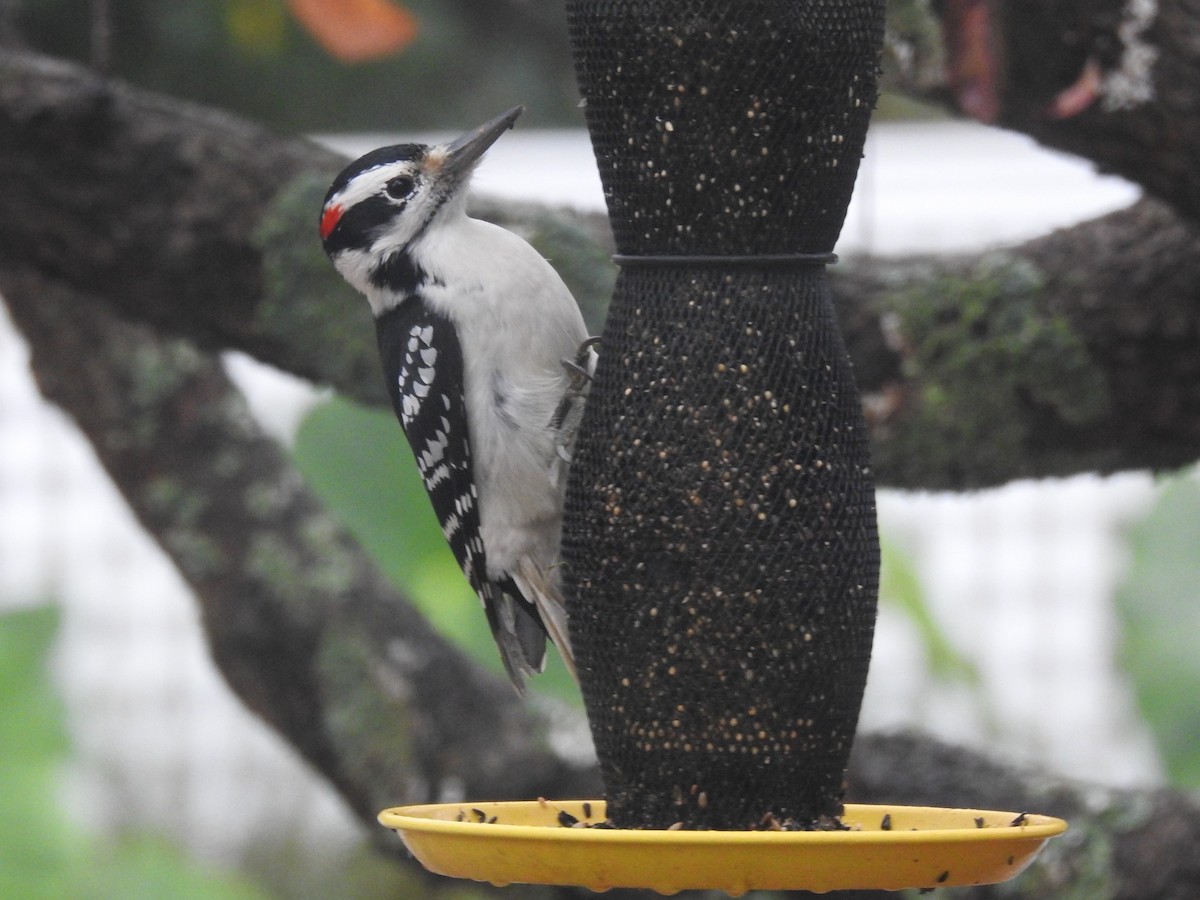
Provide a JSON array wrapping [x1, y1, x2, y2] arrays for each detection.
[[319, 106, 523, 302]]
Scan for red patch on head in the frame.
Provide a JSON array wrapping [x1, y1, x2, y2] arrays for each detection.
[[320, 203, 344, 241]]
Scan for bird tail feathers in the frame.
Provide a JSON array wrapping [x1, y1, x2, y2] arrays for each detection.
[[513, 557, 577, 683]]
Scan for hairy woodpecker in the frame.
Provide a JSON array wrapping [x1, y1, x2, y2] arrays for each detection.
[[319, 107, 596, 691]]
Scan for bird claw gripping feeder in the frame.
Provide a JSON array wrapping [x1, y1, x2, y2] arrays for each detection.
[[379, 0, 1066, 891]]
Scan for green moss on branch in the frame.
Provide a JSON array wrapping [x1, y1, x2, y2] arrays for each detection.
[[872, 254, 1111, 487]]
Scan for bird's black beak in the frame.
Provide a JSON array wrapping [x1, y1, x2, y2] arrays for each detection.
[[441, 106, 524, 177]]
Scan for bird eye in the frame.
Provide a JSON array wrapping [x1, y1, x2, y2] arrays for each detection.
[[385, 175, 416, 200]]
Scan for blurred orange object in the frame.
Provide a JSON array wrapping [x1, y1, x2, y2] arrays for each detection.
[[288, 0, 418, 62]]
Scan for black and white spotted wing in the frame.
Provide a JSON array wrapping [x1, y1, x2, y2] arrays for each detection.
[[374, 300, 546, 686], [376, 300, 486, 590]]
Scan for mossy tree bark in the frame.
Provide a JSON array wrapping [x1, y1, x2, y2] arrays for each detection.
[[841, 197, 1200, 489]]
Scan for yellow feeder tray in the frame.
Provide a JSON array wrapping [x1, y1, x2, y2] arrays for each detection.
[[379, 800, 1066, 895]]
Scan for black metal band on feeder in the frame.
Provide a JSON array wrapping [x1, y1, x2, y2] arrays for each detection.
[[562, 0, 885, 830], [612, 253, 839, 269]]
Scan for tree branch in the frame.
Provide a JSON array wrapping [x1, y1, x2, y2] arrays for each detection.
[[4, 49, 1196, 490], [835, 197, 1200, 488], [885, 0, 1200, 226]]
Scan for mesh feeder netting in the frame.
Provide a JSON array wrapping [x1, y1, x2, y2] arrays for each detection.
[[562, 0, 885, 830]]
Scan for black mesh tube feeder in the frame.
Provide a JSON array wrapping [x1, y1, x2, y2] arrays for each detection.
[[378, 0, 1066, 891], [564, 0, 883, 833]]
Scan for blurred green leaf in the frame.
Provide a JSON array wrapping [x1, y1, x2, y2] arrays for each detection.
[[880, 537, 978, 685], [291, 396, 579, 701], [85, 835, 270, 900], [225, 0, 288, 57], [0, 606, 75, 897], [0, 606, 69, 761], [1116, 472, 1200, 788], [0, 606, 270, 898]]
